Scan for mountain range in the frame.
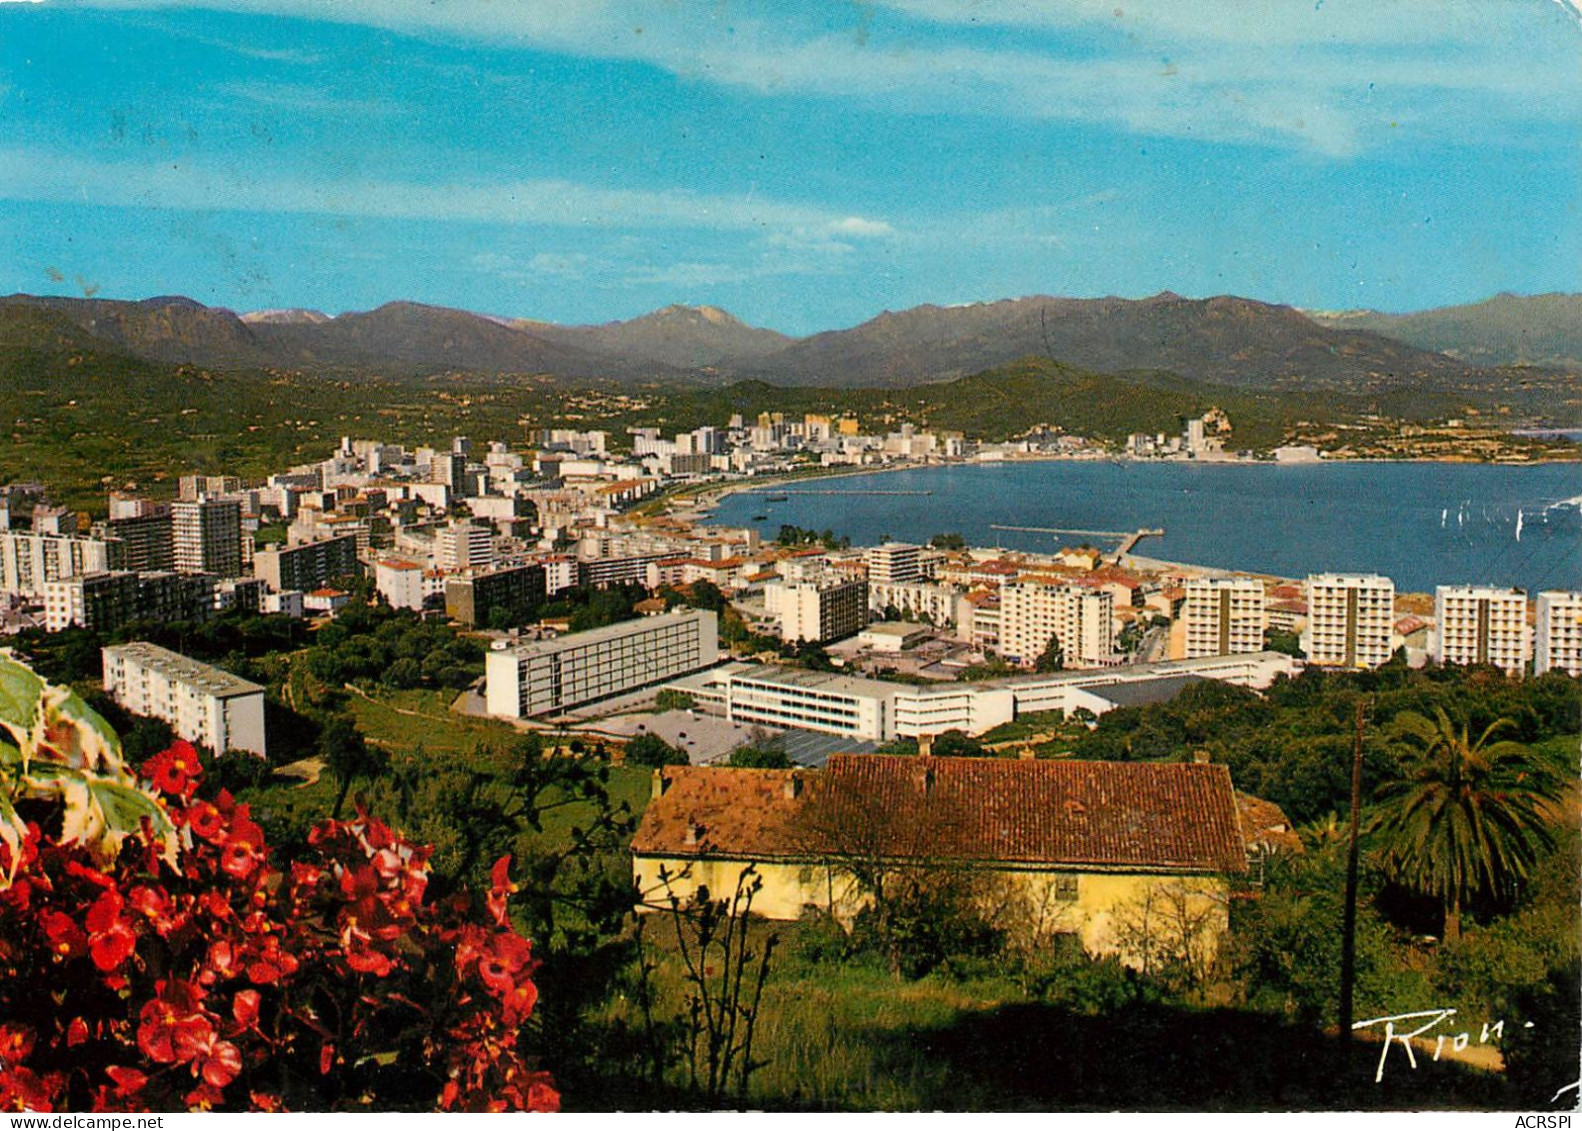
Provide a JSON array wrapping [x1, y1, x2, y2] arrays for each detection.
[[1, 290, 1575, 411]]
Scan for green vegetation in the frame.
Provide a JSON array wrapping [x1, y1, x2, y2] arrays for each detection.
[[624, 732, 689, 768], [775, 524, 850, 550]]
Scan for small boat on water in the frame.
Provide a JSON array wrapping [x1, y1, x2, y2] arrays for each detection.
[[751, 514, 768, 522], [766, 494, 789, 502]]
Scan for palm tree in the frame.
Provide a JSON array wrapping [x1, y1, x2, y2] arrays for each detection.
[[1371, 707, 1564, 942]]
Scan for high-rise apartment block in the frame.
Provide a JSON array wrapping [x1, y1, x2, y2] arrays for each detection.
[[1535, 591, 1582, 677], [999, 582, 1115, 668], [1432, 585, 1529, 676], [445, 564, 547, 628], [865, 542, 922, 585], [485, 610, 718, 717], [0, 531, 124, 599], [106, 510, 175, 572], [103, 642, 266, 757], [435, 521, 494, 571], [45, 571, 217, 633], [1304, 573, 1395, 668], [252, 534, 361, 593], [172, 499, 243, 577], [764, 576, 869, 644], [1183, 577, 1266, 658]]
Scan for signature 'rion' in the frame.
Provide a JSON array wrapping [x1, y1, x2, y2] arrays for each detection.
[[1352, 1008, 1533, 1085]]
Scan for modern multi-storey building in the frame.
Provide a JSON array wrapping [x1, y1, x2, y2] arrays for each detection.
[[178, 475, 243, 502], [868, 580, 962, 627], [1535, 591, 1582, 677], [445, 563, 548, 628], [485, 610, 719, 717], [435, 521, 494, 571], [252, 534, 361, 594], [106, 510, 175, 572], [1183, 577, 1267, 658], [999, 582, 1115, 668], [0, 531, 124, 600], [172, 499, 243, 577], [865, 542, 922, 585], [764, 576, 869, 644], [725, 667, 899, 741], [45, 571, 217, 633], [374, 558, 428, 612], [1433, 585, 1530, 676], [1303, 573, 1396, 669], [102, 641, 266, 757]]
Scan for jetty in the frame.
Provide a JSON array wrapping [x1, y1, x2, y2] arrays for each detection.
[[989, 524, 1164, 556], [744, 488, 934, 497]]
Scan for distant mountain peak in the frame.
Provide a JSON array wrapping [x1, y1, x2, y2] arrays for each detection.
[[241, 308, 331, 325]]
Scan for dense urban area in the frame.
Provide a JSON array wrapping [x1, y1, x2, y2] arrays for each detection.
[[1, 401, 1578, 1111]]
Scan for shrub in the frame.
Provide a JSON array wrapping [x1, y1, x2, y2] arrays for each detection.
[[0, 658, 557, 1113]]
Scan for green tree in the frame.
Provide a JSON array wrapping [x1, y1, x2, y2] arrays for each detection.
[[727, 745, 792, 769], [320, 715, 390, 819], [1371, 708, 1564, 942], [931, 729, 988, 758], [1034, 633, 1065, 673], [625, 732, 689, 768]]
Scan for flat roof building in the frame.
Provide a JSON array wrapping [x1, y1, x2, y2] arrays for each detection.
[[1535, 591, 1582, 678], [1183, 577, 1267, 658], [102, 641, 266, 758], [1303, 573, 1395, 669], [486, 609, 719, 718], [1433, 585, 1529, 676]]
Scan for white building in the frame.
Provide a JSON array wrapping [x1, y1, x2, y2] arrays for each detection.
[[374, 558, 427, 611], [1303, 573, 1396, 669], [999, 582, 1115, 668], [1535, 591, 1582, 677], [866, 542, 922, 585], [763, 576, 868, 644], [1183, 577, 1267, 658], [171, 499, 243, 578], [1432, 585, 1530, 676], [102, 641, 266, 757], [435, 521, 494, 571], [486, 610, 719, 718], [726, 667, 899, 741], [868, 580, 962, 627], [1, 531, 122, 600]]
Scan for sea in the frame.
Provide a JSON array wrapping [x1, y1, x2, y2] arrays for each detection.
[[709, 460, 1582, 595]]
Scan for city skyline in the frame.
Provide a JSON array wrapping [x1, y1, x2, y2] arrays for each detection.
[[1, 1, 1578, 334]]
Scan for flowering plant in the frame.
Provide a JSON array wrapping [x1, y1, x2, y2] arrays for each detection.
[[0, 657, 556, 1112]]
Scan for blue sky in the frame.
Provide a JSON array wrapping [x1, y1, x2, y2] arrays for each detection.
[[1, 1, 1578, 334]]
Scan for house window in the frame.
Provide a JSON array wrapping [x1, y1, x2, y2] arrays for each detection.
[[1053, 875, 1078, 901]]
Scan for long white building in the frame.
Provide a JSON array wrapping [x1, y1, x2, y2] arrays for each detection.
[[999, 582, 1115, 668], [1432, 585, 1530, 676], [713, 651, 1297, 743], [102, 641, 267, 757], [486, 610, 719, 717], [1, 531, 123, 600], [1535, 591, 1582, 677], [1183, 577, 1267, 658], [1303, 573, 1395, 669]]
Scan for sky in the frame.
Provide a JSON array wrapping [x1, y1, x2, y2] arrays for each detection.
[[0, 1, 1579, 334]]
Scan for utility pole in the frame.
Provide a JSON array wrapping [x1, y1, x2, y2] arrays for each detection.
[[1339, 697, 1367, 1066]]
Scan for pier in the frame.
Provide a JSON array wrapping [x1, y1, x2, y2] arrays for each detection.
[[745, 488, 934, 496], [989, 524, 1164, 556]]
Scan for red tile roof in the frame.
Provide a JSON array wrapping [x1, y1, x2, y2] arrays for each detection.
[[1236, 793, 1304, 856], [633, 755, 1247, 874]]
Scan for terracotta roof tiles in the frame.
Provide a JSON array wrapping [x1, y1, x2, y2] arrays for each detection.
[[633, 755, 1247, 874]]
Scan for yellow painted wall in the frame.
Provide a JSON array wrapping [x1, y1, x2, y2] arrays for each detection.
[[634, 855, 1230, 967]]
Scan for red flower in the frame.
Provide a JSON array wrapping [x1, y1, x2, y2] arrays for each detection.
[[185, 801, 227, 843], [488, 855, 517, 927], [103, 1065, 147, 1099], [230, 990, 260, 1032], [136, 981, 212, 1066], [85, 889, 137, 973], [66, 1018, 89, 1047], [220, 817, 266, 880], [144, 741, 203, 799], [40, 910, 87, 960]]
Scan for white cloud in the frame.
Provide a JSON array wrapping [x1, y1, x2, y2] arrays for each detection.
[[0, 145, 895, 236], [43, 0, 1581, 155]]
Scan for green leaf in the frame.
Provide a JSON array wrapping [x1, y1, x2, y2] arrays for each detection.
[[91, 778, 178, 866], [0, 790, 23, 885], [34, 683, 126, 777], [0, 657, 44, 750]]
